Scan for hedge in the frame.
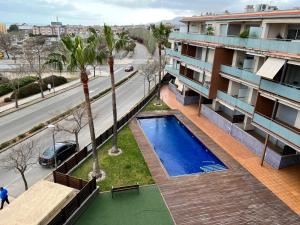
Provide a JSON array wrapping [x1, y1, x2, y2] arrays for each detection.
[[0, 76, 37, 97], [10, 75, 67, 99]]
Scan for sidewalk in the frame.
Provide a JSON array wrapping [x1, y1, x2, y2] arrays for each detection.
[[0, 73, 107, 116], [160, 85, 300, 216]]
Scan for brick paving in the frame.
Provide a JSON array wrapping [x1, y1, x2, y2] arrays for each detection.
[[130, 109, 300, 224]]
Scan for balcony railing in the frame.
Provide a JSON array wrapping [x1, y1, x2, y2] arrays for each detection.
[[165, 65, 209, 96], [253, 113, 300, 147], [220, 65, 260, 86], [260, 79, 300, 103], [169, 32, 300, 54], [166, 48, 212, 72], [217, 91, 254, 115]]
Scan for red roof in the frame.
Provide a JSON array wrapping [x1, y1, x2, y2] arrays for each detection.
[[181, 9, 300, 22]]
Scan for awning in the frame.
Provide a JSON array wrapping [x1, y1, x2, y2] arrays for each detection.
[[257, 57, 286, 79], [288, 60, 300, 66]]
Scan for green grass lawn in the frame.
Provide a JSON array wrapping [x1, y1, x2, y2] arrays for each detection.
[[142, 98, 170, 112], [75, 185, 174, 225], [72, 125, 154, 191]]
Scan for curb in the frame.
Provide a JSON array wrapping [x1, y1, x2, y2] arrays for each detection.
[[0, 70, 138, 154]]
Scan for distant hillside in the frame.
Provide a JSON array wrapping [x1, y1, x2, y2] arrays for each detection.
[[160, 17, 183, 26]]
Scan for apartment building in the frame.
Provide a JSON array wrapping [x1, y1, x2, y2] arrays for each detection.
[[33, 23, 88, 36], [166, 5, 300, 169]]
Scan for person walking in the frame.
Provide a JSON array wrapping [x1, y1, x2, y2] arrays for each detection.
[[0, 187, 10, 209]]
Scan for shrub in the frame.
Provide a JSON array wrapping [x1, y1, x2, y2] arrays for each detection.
[[10, 75, 67, 99], [0, 84, 12, 96], [29, 123, 45, 134], [4, 97, 11, 102], [18, 133, 26, 139], [0, 76, 37, 97], [239, 29, 250, 38]]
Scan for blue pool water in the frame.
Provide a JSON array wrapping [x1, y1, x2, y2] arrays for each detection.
[[138, 116, 227, 177]]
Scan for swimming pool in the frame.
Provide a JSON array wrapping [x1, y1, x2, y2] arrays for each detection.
[[138, 115, 227, 177]]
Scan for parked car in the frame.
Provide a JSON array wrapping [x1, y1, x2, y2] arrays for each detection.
[[39, 141, 76, 167], [125, 65, 134, 72]]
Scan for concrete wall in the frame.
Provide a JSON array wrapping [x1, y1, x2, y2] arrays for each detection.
[[201, 104, 300, 169], [168, 83, 199, 105]]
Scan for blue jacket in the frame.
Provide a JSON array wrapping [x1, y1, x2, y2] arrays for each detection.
[[0, 188, 8, 200]]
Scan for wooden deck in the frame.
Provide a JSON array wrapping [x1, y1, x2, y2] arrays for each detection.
[[130, 111, 300, 225]]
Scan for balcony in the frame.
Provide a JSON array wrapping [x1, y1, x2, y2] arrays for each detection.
[[220, 65, 260, 86], [165, 66, 209, 96], [217, 91, 254, 115], [169, 32, 300, 55], [260, 79, 300, 103], [166, 48, 212, 72], [253, 113, 300, 148]]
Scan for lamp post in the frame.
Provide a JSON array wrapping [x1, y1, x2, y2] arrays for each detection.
[[47, 124, 57, 168]]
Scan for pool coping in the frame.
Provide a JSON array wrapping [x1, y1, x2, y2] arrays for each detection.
[[130, 110, 300, 224], [136, 111, 229, 179]]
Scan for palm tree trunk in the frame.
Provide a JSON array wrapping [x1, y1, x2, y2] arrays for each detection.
[[157, 43, 162, 103], [81, 70, 100, 177], [108, 56, 119, 153], [93, 66, 96, 77]]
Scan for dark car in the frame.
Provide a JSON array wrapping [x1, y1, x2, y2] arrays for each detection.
[[125, 65, 134, 72], [39, 141, 76, 167]]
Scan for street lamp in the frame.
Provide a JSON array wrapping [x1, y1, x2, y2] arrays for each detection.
[[47, 124, 57, 168]]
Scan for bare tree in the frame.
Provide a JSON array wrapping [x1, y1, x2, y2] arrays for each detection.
[[0, 141, 37, 191], [23, 36, 51, 98], [7, 64, 28, 108], [140, 60, 158, 94], [0, 33, 14, 59], [55, 104, 88, 151]]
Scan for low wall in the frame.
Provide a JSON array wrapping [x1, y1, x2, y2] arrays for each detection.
[[201, 104, 300, 169], [168, 83, 199, 105]]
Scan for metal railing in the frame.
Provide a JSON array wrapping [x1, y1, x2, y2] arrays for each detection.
[[170, 32, 300, 54], [217, 91, 254, 115], [220, 65, 260, 86], [165, 66, 209, 96]]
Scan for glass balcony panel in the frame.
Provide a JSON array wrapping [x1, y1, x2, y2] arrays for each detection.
[[220, 65, 260, 85]]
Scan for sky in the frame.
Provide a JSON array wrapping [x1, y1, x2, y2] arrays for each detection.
[[0, 0, 299, 26]]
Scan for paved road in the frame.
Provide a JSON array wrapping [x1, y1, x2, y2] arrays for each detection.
[[0, 43, 149, 144], [0, 42, 153, 198]]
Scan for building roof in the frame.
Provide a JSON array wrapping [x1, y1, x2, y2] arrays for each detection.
[[181, 9, 300, 22], [0, 180, 75, 225]]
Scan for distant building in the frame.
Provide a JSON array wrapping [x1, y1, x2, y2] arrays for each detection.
[[33, 22, 88, 37], [0, 23, 7, 33], [15, 23, 33, 34]]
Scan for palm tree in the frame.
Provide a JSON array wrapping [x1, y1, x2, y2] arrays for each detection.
[[45, 35, 101, 177], [102, 24, 130, 154], [151, 23, 171, 103], [87, 27, 106, 77]]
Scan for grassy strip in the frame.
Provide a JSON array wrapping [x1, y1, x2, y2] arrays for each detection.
[[72, 125, 154, 191], [142, 98, 170, 112], [0, 71, 138, 152]]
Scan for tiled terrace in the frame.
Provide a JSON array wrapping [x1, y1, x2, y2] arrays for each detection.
[[160, 85, 300, 216], [130, 92, 300, 224]]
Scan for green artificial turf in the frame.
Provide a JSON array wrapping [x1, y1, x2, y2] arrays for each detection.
[[72, 125, 154, 191], [76, 185, 174, 225]]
